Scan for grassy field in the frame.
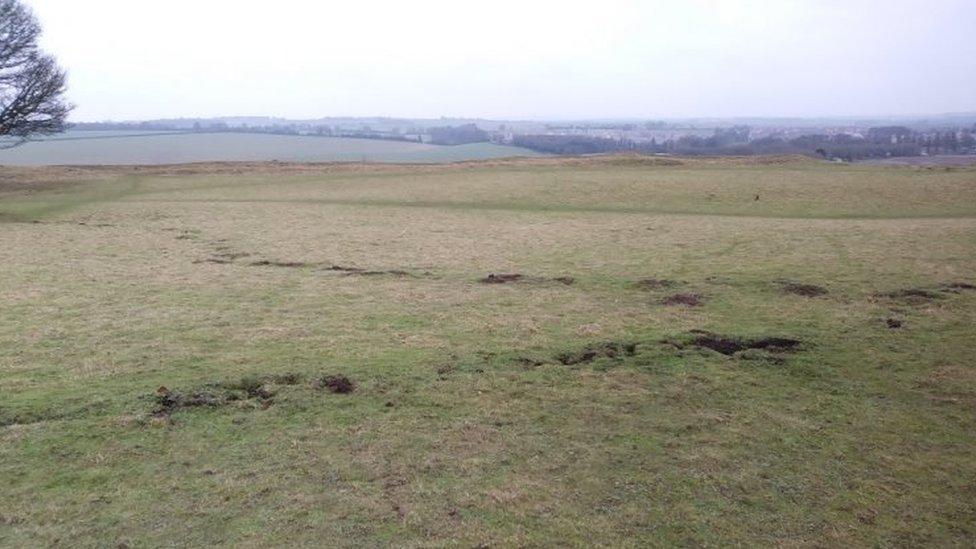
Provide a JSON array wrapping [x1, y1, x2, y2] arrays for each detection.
[[0, 131, 540, 165], [1, 156, 975, 546]]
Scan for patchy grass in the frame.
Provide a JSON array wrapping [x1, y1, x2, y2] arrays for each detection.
[[1, 157, 975, 546]]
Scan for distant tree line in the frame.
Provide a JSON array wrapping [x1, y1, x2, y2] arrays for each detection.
[[427, 123, 488, 146], [512, 134, 628, 155], [512, 125, 976, 160]]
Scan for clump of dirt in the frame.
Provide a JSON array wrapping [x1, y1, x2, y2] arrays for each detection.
[[152, 386, 226, 417], [552, 276, 575, 285], [636, 278, 676, 290], [312, 375, 355, 394], [684, 331, 801, 356], [480, 273, 523, 284], [662, 293, 703, 306], [250, 260, 307, 268], [515, 357, 544, 368], [556, 341, 637, 365], [780, 281, 828, 297], [151, 373, 302, 417], [886, 318, 904, 329]]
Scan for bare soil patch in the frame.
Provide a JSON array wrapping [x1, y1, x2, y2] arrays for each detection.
[[194, 257, 418, 277], [662, 293, 703, 306], [556, 341, 637, 365], [779, 281, 828, 297], [312, 375, 355, 394], [479, 273, 573, 285], [347, 269, 412, 277], [877, 288, 943, 302], [480, 273, 523, 284], [325, 265, 364, 272], [680, 331, 802, 356], [875, 283, 975, 303], [887, 318, 904, 329], [323, 265, 414, 277], [153, 386, 228, 417], [152, 373, 305, 417], [942, 282, 976, 292], [250, 260, 308, 268]]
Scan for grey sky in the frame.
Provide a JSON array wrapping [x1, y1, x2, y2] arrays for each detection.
[[25, 0, 976, 121]]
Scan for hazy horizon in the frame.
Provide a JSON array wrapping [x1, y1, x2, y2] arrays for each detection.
[[26, 0, 976, 122], [69, 112, 976, 126]]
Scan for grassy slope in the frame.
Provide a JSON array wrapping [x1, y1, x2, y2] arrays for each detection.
[[0, 132, 540, 166], [0, 158, 975, 546]]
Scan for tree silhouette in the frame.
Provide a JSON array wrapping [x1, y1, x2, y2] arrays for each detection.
[[0, 0, 72, 147]]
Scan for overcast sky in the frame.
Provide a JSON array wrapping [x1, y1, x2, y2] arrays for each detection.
[[25, 0, 976, 121]]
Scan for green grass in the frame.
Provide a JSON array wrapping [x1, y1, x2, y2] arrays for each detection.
[[1, 157, 975, 546], [0, 132, 541, 165]]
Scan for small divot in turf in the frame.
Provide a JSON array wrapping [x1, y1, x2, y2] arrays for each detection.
[[662, 293, 703, 306], [151, 373, 306, 417], [312, 375, 355, 394], [678, 332, 802, 356], [480, 273, 523, 284], [942, 282, 976, 292], [556, 342, 637, 365], [250, 260, 308, 268], [479, 273, 574, 285], [152, 386, 227, 417], [779, 281, 828, 297], [344, 269, 411, 277], [877, 288, 942, 301]]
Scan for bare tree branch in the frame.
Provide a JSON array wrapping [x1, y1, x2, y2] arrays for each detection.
[[0, 0, 72, 146]]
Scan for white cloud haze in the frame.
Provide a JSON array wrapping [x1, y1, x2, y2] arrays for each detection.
[[24, 0, 976, 121]]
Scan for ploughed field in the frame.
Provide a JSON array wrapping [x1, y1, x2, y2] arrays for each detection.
[[1, 156, 975, 546]]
